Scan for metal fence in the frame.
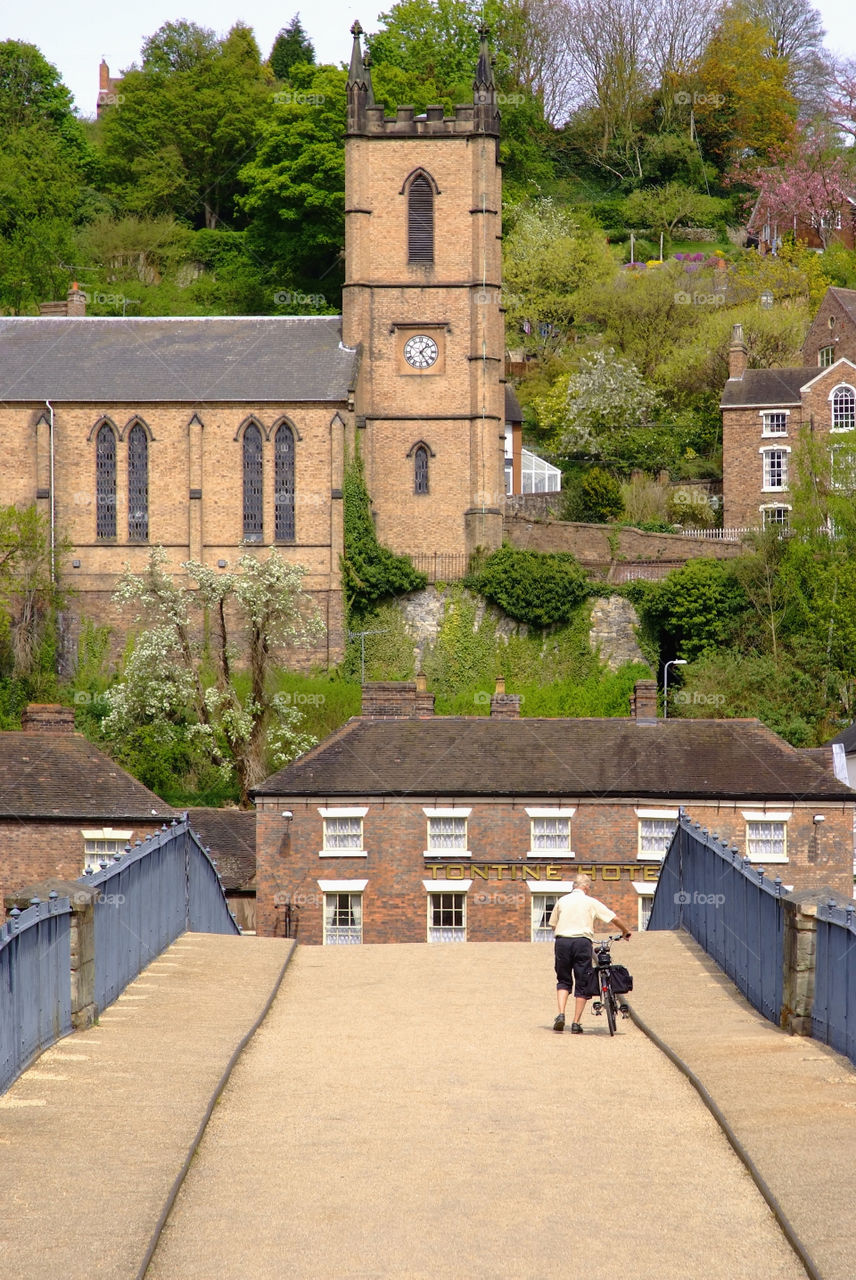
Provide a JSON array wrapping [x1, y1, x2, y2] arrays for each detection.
[[84, 818, 240, 1014], [0, 894, 72, 1094], [648, 814, 785, 1025], [407, 552, 471, 582], [813, 898, 856, 1066], [1, 816, 239, 1094]]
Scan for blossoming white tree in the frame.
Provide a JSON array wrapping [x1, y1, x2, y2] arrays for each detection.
[[103, 548, 324, 805]]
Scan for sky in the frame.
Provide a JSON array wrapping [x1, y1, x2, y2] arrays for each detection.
[[9, 0, 856, 119]]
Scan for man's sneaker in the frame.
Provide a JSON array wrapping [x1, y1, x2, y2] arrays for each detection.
[[570, 1022, 584, 1034], [553, 1013, 565, 1033]]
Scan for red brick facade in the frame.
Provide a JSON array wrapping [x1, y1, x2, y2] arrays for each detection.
[[254, 794, 853, 944]]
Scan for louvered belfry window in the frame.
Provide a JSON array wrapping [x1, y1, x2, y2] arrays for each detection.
[[127, 424, 149, 541], [414, 445, 429, 494], [274, 423, 295, 542], [95, 423, 117, 539], [408, 175, 434, 263], [243, 423, 263, 542]]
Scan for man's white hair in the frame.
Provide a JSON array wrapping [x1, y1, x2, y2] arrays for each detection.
[[572, 874, 592, 891]]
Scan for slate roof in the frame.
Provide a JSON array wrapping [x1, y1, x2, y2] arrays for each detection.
[[0, 316, 359, 403], [187, 808, 256, 892], [828, 287, 856, 325], [254, 717, 856, 803], [827, 722, 856, 753], [720, 368, 816, 409], [505, 384, 523, 422], [0, 731, 176, 820]]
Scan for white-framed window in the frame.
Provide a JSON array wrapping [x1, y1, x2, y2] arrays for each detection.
[[761, 505, 791, 530], [831, 444, 856, 493], [631, 882, 656, 930], [530, 892, 560, 942], [423, 807, 471, 857], [427, 891, 467, 942], [318, 807, 368, 857], [819, 345, 835, 368], [525, 807, 576, 857], [636, 809, 678, 861], [82, 828, 133, 872], [831, 386, 856, 432], [742, 810, 791, 863], [323, 892, 363, 945], [761, 447, 789, 490], [761, 411, 788, 436]]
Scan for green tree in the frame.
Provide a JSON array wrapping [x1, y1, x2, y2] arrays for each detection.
[[502, 200, 615, 354], [623, 182, 728, 239], [533, 349, 660, 458], [639, 558, 749, 661], [103, 548, 324, 805], [270, 15, 316, 79], [0, 505, 67, 681], [99, 22, 270, 229], [239, 64, 348, 293], [578, 468, 624, 522]]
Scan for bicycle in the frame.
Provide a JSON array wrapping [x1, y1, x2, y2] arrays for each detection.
[[590, 932, 631, 1036]]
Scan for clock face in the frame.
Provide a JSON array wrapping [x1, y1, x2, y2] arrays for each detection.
[[403, 334, 439, 369]]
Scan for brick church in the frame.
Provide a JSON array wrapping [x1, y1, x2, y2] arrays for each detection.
[[0, 26, 507, 664]]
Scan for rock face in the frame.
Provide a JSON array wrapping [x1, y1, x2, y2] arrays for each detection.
[[588, 596, 646, 671], [398, 587, 526, 668]]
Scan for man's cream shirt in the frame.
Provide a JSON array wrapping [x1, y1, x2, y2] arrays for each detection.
[[549, 889, 616, 939]]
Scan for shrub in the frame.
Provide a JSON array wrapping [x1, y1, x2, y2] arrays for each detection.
[[578, 467, 624, 522], [466, 545, 590, 628]]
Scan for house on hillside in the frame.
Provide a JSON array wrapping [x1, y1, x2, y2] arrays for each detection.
[[252, 678, 855, 945], [748, 196, 856, 255], [0, 704, 176, 920], [721, 287, 856, 528]]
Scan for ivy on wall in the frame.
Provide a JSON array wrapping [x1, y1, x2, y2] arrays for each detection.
[[340, 447, 426, 617], [466, 543, 590, 628]]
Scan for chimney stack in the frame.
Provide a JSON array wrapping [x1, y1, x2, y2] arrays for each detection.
[[728, 323, 748, 380], [66, 282, 86, 316], [629, 680, 658, 724], [22, 704, 76, 733], [490, 675, 521, 719], [361, 680, 434, 718]]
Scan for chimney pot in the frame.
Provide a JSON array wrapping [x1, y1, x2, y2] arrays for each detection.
[[728, 323, 747, 380], [630, 680, 658, 723]]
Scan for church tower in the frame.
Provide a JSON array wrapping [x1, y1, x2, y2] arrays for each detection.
[[343, 22, 505, 567]]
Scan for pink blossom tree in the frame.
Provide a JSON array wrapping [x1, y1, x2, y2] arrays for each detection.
[[734, 130, 855, 249]]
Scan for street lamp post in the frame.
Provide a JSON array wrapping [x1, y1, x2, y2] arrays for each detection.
[[663, 659, 687, 719]]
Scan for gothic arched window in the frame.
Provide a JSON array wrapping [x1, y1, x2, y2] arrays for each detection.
[[274, 423, 295, 542], [127, 423, 148, 541], [243, 422, 263, 542], [408, 174, 434, 263], [414, 445, 429, 494], [95, 423, 117, 539]]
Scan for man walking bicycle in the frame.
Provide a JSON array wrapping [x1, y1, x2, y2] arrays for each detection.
[[550, 874, 632, 1034]]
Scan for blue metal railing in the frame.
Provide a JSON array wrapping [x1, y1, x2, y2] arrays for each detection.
[[813, 898, 856, 1067], [0, 894, 72, 1094], [84, 818, 239, 1014], [648, 814, 785, 1026], [1, 816, 239, 1094]]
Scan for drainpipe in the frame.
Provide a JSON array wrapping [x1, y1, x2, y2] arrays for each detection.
[[45, 400, 55, 584]]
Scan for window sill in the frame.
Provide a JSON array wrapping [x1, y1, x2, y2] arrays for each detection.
[[526, 851, 574, 859], [318, 850, 368, 858], [423, 850, 471, 859], [745, 853, 789, 864]]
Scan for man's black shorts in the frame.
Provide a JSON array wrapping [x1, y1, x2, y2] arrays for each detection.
[[554, 936, 595, 994]]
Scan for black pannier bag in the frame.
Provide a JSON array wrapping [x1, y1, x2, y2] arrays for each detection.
[[608, 965, 633, 995]]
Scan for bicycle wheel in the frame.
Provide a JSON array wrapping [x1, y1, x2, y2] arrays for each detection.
[[602, 976, 616, 1036]]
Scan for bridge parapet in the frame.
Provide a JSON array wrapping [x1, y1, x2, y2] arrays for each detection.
[[649, 813, 856, 1069], [1, 816, 239, 1093]]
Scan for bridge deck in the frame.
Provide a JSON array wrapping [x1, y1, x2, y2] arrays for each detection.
[[2, 931, 854, 1279]]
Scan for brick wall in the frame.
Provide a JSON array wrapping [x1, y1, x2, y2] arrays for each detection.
[[254, 795, 853, 943], [0, 819, 165, 923], [802, 292, 856, 367], [503, 516, 745, 563]]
